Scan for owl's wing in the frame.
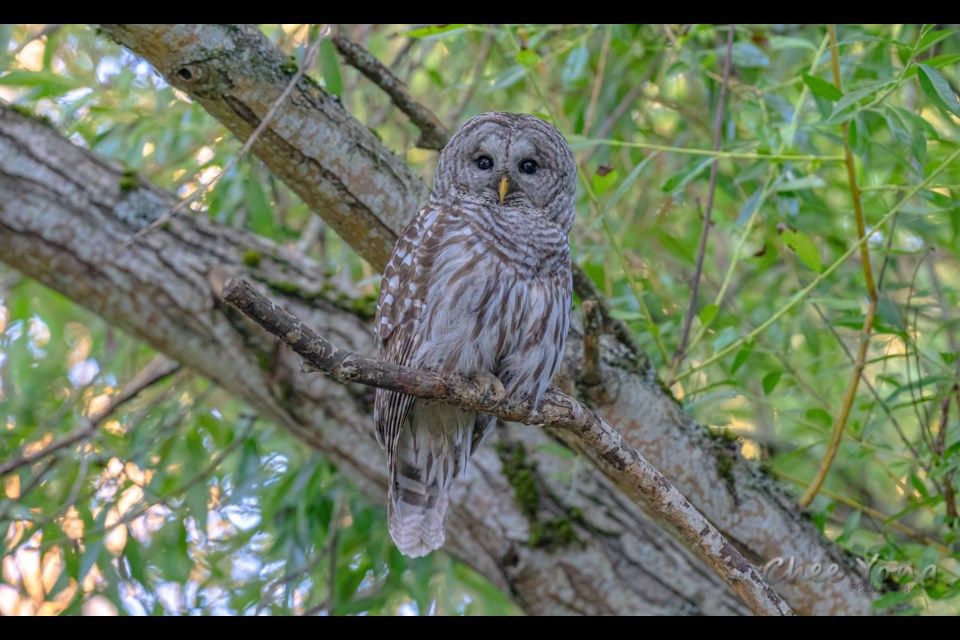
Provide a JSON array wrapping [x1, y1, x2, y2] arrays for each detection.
[[374, 205, 440, 450]]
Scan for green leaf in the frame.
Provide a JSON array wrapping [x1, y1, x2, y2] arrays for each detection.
[[802, 73, 843, 101], [662, 156, 714, 193], [806, 408, 833, 427], [78, 540, 105, 587], [731, 343, 753, 374], [157, 522, 192, 583], [906, 53, 960, 74], [918, 545, 940, 573], [917, 64, 960, 117], [186, 481, 209, 533], [0, 69, 77, 98], [781, 229, 823, 273], [699, 304, 719, 326], [125, 538, 149, 586], [825, 80, 894, 124], [909, 474, 928, 499], [837, 510, 861, 543], [561, 43, 589, 87], [940, 351, 958, 365], [319, 39, 342, 96], [736, 189, 762, 226], [762, 371, 782, 395], [405, 24, 466, 39], [515, 49, 540, 68], [592, 168, 619, 196], [918, 28, 959, 54], [775, 175, 826, 192], [770, 36, 817, 51], [871, 589, 915, 609]]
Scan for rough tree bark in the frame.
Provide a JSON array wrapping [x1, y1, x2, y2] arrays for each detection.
[[1, 22, 874, 615]]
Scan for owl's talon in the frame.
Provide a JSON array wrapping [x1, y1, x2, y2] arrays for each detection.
[[471, 372, 506, 407]]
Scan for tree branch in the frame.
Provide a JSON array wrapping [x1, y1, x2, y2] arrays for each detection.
[[221, 276, 793, 616], [798, 24, 879, 508], [0, 355, 180, 477], [332, 32, 450, 151], [668, 24, 736, 384]]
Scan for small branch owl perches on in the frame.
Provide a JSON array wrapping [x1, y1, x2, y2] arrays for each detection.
[[373, 112, 578, 557]]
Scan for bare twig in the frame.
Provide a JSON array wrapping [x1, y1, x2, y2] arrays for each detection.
[[332, 33, 450, 150], [0, 355, 180, 478], [450, 31, 495, 125], [583, 26, 612, 135], [570, 264, 642, 362], [124, 24, 328, 246], [810, 303, 920, 461], [668, 24, 736, 385], [937, 386, 958, 520], [221, 277, 793, 616], [798, 24, 879, 507]]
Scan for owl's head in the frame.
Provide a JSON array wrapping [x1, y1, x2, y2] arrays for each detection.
[[432, 112, 578, 232]]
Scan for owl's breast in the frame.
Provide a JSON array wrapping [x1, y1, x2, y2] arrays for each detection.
[[412, 227, 570, 404]]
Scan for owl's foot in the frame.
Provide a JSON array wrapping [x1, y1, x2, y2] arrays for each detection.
[[470, 372, 506, 407]]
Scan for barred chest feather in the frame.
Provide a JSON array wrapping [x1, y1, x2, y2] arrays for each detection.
[[412, 201, 571, 404]]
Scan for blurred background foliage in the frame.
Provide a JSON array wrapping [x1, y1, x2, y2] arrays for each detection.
[[1, 23, 959, 615]]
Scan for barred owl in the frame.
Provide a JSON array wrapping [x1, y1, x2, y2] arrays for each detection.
[[374, 112, 577, 557]]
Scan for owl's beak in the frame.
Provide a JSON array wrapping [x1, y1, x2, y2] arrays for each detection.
[[498, 176, 510, 204]]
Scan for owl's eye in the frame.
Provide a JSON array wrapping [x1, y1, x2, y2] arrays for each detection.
[[519, 159, 538, 175], [476, 156, 494, 170]]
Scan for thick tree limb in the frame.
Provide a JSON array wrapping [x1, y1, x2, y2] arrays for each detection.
[[93, 24, 875, 615], [222, 277, 792, 615]]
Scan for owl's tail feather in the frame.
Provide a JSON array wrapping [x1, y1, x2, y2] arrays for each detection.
[[388, 472, 449, 558], [387, 404, 477, 558]]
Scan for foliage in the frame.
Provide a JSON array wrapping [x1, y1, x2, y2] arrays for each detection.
[[2, 23, 960, 615]]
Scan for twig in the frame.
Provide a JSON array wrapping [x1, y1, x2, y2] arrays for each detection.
[[220, 277, 793, 616], [809, 303, 919, 461], [574, 139, 843, 163], [450, 31, 495, 125], [0, 355, 180, 478], [591, 83, 644, 141], [798, 25, 879, 508], [667, 24, 736, 385], [937, 387, 958, 520], [332, 33, 450, 151], [903, 254, 936, 455], [322, 497, 345, 615], [124, 24, 328, 246], [582, 26, 612, 135], [571, 264, 641, 362]]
